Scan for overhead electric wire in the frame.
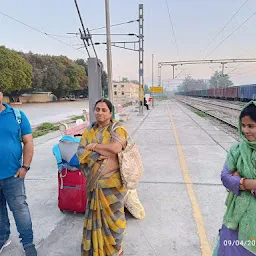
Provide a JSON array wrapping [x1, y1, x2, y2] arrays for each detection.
[[174, 68, 185, 79], [165, 0, 185, 79], [208, 65, 218, 73], [86, 28, 98, 59], [202, 0, 249, 58], [79, 28, 90, 57], [90, 20, 139, 31], [0, 11, 85, 53], [165, 0, 181, 61], [74, 0, 90, 57], [204, 10, 256, 58], [47, 34, 78, 39]]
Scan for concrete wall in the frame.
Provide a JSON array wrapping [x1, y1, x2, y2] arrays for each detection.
[[20, 94, 54, 103], [28, 94, 54, 103], [19, 96, 30, 103], [3, 94, 54, 104], [3, 96, 10, 103]]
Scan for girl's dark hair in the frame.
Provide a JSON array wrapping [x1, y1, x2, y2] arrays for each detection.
[[240, 103, 256, 122], [94, 99, 113, 112]]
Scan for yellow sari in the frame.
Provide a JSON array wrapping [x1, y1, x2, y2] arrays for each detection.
[[77, 121, 127, 256]]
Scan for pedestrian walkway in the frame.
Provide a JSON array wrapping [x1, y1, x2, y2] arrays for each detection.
[[124, 100, 237, 256], [2, 99, 237, 256]]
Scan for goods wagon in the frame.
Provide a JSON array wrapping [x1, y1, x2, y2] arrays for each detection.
[[175, 83, 256, 102], [196, 90, 203, 97], [190, 90, 197, 97], [195, 90, 200, 97], [223, 86, 238, 100], [202, 89, 207, 97], [208, 88, 215, 98], [215, 88, 224, 99], [238, 84, 256, 101]]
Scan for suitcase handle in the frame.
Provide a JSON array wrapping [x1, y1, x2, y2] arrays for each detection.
[[59, 168, 68, 189]]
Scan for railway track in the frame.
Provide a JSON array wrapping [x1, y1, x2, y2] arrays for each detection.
[[178, 96, 244, 111], [175, 96, 239, 129], [208, 98, 245, 108]]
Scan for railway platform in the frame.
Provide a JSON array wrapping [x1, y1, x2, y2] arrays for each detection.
[[1, 99, 238, 256]]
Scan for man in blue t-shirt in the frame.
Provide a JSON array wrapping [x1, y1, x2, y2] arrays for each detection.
[[0, 88, 37, 256]]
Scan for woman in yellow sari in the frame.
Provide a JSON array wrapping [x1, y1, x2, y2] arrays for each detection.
[[77, 99, 127, 256]]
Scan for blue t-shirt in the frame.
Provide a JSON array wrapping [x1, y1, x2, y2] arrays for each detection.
[[0, 103, 32, 180]]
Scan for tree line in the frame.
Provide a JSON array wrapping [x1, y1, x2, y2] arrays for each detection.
[[177, 71, 233, 92], [0, 46, 108, 98]]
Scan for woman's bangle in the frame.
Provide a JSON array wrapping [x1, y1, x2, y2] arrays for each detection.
[[93, 143, 98, 151], [251, 189, 256, 196], [240, 178, 247, 190]]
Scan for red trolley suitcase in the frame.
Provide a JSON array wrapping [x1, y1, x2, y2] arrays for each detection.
[[58, 169, 87, 213]]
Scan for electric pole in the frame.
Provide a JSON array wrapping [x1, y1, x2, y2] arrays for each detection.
[[158, 63, 162, 86], [152, 54, 154, 87], [152, 54, 154, 107], [105, 0, 113, 103], [138, 4, 144, 115], [221, 62, 226, 77]]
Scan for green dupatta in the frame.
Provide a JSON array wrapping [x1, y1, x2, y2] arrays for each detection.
[[224, 101, 256, 254]]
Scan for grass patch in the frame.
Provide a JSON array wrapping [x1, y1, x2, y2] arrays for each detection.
[[37, 122, 55, 131], [194, 110, 208, 118], [71, 115, 85, 121], [33, 122, 59, 138]]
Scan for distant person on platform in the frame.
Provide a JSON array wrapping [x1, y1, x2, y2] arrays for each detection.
[[144, 97, 149, 110], [0, 87, 37, 255]]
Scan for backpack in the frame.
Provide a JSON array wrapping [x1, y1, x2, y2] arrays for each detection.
[[52, 135, 81, 171], [12, 108, 22, 141]]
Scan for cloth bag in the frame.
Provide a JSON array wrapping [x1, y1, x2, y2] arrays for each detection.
[[112, 124, 144, 189], [125, 189, 145, 220]]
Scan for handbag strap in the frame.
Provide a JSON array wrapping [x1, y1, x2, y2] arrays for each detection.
[[111, 123, 134, 144]]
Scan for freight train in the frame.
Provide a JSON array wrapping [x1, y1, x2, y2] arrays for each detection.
[[175, 84, 256, 101]]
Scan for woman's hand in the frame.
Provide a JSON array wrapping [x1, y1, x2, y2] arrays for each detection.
[[98, 155, 107, 161], [232, 171, 240, 177], [231, 170, 256, 192], [85, 143, 98, 151]]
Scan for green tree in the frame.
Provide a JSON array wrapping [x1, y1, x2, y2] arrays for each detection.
[[39, 56, 87, 98], [41, 56, 68, 98], [21, 52, 47, 92], [129, 80, 140, 85], [0, 46, 32, 93], [102, 70, 108, 97], [57, 56, 87, 90], [75, 58, 88, 76], [144, 85, 150, 94], [121, 77, 129, 82], [66, 62, 87, 90], [178, 76, 209, 92], [22, 54, 88, 98], [209, 71, 233, 88]]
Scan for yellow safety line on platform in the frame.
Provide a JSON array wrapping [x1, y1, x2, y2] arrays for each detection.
[[168, 104, 212, 256]]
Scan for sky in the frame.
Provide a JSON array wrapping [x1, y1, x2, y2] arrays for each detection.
[[1, 0, 256, 89]]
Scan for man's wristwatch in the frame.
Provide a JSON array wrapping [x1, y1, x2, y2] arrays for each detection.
[[21, 165, 30, 171]]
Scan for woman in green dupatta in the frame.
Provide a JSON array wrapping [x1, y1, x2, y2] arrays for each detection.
[[213, 101, 256, 256], [77, 99, 127, 256]]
